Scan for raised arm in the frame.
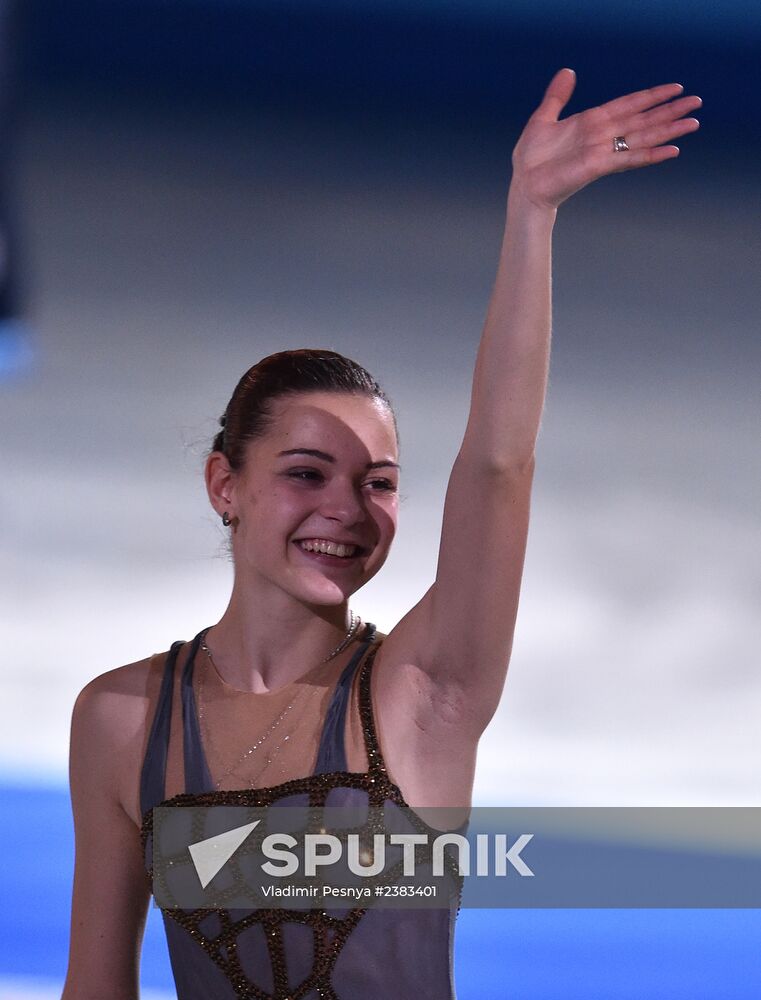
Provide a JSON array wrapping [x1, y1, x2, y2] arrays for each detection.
[[378, 71, 701, 748]]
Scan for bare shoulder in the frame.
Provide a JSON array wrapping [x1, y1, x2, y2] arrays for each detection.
[[71, 648, 172, 824], [73, 651, 164, 746]]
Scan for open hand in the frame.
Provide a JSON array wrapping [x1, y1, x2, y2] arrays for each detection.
[[511, 69, 701, 209]]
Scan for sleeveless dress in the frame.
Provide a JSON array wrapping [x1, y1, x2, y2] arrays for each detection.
[[140, 623, 462, 999]]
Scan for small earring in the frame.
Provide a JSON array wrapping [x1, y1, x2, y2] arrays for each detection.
[[222, 511, 232, 527]]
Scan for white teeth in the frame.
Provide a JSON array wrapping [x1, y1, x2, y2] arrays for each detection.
[[298, 539, 358, 558]]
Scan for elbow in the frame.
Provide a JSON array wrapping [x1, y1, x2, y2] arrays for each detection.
[[493, 452, 536, 477], [460, 449, 536, 480]]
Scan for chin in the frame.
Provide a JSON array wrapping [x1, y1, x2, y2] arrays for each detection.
[[289, 575, 358, 606]]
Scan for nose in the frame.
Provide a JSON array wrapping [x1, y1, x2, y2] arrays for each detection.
[[319, 478, 367, 526]]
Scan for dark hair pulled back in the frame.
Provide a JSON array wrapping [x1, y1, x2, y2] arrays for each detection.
[[211, 348, 397, 470]]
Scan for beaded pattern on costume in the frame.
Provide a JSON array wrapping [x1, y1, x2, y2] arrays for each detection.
[[140, 642, 463, 999]]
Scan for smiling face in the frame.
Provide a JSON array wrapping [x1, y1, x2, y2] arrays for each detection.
[[216, 390, 400, 607]]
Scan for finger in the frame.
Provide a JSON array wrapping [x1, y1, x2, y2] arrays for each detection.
[[636, 94, 702, 130], [602, 82, 685, 119], [626, 116, 700, 150], [610, 144, 681, 172], [533, 67, 577, 122]]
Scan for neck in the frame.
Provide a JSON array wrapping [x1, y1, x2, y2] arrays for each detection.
[[203, 580, 359, 693]]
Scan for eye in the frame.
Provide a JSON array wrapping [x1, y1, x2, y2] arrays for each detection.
[[285, 469, 396, 492], [286, 469, 324, 483], [366, 478, 397, 492]]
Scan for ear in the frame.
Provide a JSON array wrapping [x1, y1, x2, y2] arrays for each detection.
[[205, 450, 236, 521]]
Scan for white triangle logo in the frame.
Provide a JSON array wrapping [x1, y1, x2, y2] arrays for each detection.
[[188, 820, 261, 888]]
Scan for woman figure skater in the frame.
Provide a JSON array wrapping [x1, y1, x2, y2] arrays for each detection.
[[63, 69, 700, 998]]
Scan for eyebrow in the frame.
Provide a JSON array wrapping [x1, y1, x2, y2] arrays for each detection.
[[276, 448, 401, 471]]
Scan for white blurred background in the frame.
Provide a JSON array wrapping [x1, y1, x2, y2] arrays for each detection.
[[2, 103, 758, 807]]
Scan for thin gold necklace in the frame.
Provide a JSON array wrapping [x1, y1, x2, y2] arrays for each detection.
[[197, 615, 362, 789]]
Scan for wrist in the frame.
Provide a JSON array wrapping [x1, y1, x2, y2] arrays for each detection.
[[505, 180, 558, 227], [502, 184, 557, 253]]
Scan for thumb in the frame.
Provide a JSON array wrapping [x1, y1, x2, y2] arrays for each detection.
[[533, 68, 576, 122]]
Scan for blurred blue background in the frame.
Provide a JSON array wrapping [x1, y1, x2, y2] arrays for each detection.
[[22, 0, 761, 133], [2, 1, 759, 998]]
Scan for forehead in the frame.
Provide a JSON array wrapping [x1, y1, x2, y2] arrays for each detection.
[[260, 391, 398, 458]]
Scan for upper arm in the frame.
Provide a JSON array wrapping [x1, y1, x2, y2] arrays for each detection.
[[380, 451, 534, 731], [62, 674, 152, 999]]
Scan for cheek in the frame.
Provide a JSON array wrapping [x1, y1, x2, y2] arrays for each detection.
[[374, 499, 398, 543], [242, 485, 305, 546], [276, 486, 316, 523], [253, 482, 305, 516]]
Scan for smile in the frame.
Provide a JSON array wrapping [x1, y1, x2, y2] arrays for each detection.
[[295, 538, 364, 559]]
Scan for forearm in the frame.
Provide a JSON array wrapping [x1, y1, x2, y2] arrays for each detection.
[[460, 183, 557, 469]]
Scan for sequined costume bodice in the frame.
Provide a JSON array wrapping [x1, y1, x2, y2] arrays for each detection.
[[140, 624, 460, 999]]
